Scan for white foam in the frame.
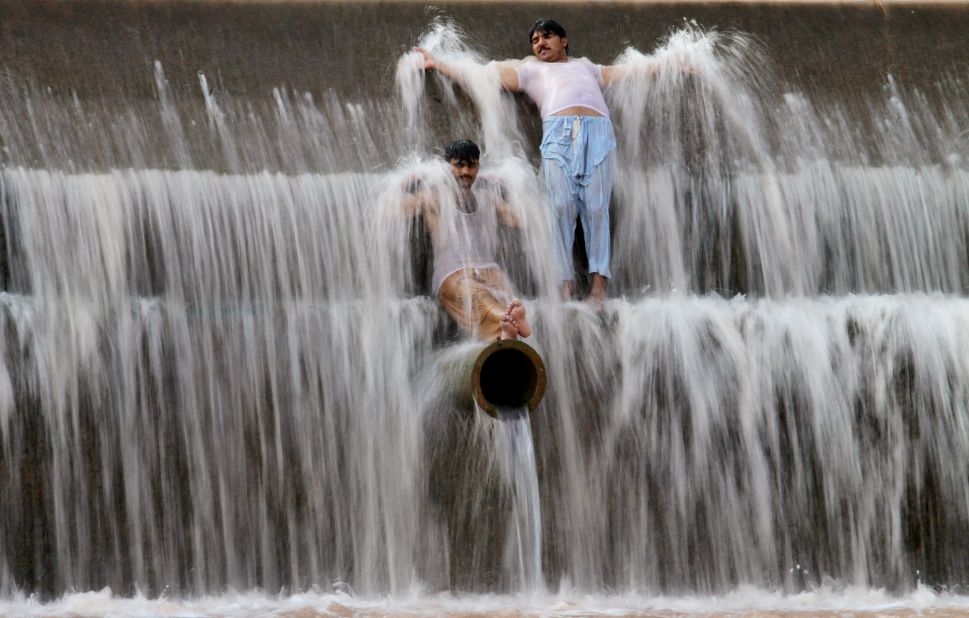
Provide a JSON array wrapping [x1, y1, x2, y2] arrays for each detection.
[[5, 586, 969, 617]]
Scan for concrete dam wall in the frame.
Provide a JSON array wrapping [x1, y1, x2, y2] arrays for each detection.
[[1, 0, 969, 601]]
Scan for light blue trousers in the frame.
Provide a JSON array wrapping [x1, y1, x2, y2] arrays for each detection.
[[541, 115, 616, 282]]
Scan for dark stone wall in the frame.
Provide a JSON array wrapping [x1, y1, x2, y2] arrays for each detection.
[[1, 0, 967, 102]]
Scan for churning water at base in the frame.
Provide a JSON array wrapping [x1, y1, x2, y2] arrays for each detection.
[[5, 586, 969, 617], [2, 13, 969, 614]]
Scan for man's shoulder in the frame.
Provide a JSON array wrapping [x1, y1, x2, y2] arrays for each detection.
[[515, 57, 539, 76], [472, 177, 507, 202], [475, 175, 504, 189]]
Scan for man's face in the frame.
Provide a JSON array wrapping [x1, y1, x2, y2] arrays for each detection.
[[450, 158, 479, 190], [531, 31, 568, 63]]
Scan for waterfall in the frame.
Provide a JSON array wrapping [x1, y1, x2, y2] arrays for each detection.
[[494, 408, 543, 593], [2, 11, 969, 607]]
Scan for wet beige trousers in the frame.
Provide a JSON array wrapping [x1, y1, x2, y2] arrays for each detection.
[[438, 268, 513, 341]]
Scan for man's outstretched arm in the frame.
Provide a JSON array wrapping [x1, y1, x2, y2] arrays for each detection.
[[601, 60, 697, 86], [495, 63, 520, 92], [601, 63, 657, 86], [414, 48, 458, 81], [414, 48, 520, 92]]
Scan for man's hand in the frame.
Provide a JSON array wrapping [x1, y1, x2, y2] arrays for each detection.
[[402, 173, 424, 195], [413, 47, 460, 82], [414, 48, 437, 71]]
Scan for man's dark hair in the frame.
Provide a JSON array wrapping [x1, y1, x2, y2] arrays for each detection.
[[443, 139, 480, 164], [529, 19, 569, 53]]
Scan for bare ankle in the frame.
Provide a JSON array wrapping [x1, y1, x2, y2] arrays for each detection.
[[561, 281, 575, 301], [590, 274, 608, 300]]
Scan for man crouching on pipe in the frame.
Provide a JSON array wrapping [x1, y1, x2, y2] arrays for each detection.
[[402, 140, 533, 341]]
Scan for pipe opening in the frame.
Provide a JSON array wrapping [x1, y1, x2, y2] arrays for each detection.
[[471, 340, 547, 418]]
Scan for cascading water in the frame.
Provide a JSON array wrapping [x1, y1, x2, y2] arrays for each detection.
[[3, 5, 969, 615], [493, 408, 543, 593]]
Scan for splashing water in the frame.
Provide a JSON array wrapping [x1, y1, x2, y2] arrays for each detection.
[[1, 13, 969, 616], [493, 407, 544, 593], [399, 19, 526, 160]]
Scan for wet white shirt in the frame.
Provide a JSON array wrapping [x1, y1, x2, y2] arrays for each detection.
[[515, 57, 610, 119]]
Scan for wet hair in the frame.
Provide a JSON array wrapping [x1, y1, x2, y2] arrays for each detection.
[[443, 139, 480, 164], [528, 19, 569, 53]]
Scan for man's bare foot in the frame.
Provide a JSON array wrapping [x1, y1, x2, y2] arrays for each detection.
[[586, 274, 608, 310], [505, 298, 532, 338], [499, 314, 519, 340]]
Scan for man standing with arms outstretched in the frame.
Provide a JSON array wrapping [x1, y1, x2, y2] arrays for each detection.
[[418, 20, 619, 305]]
